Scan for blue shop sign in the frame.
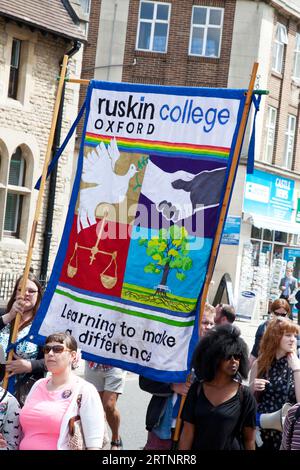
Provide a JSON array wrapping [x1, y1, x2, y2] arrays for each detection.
[[283, 248, 300, 262], [221, 216, 241, 245], [244, 169, 294, 222]]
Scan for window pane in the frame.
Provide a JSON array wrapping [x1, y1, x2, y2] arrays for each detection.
[[153, 23, 167, 52], [251, 225, 262, 239], [273, 244, 283, 259], [209, 9, 222, 26], [270, 107, 276, 125], [278, 24, 288, 44], [140, 2, 154, 19], [290, 116, 296, 131], [157, 4, 169, 21], [263, 229, 272, 241], [294, 55, 300, 78], [274, 231, 287, 243], [138, 22, 151, 49], [251, 240, 260, 267], [8, 39, 21, 100], [11, 40, 21, 67], [205, 28, 220, 57], [191, 27, 204, 55], [80, 0, 90, 13], [8, 147, 25, 186], [4, 193, 19, 232], [193, 7, 206, 25]]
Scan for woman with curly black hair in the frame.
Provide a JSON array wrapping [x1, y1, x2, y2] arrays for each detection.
[[179, 324, 256, 450]]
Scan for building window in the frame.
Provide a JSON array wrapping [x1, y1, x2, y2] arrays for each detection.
[[293, 33, 300, 80], [80, 0, 90, 14], [263, 106, 277, 163], [272, 23, 288, 74], [4, 147, 26, 237], [189, 6, 224, 58], [136, 1, 171, 53], [8, 39, 22, 100], [282, 115, 296, 170]]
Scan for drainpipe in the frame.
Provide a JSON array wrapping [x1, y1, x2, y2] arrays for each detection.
[[40, 40, 81, 284]]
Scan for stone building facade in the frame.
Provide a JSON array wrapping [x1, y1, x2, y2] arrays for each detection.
[[0, 1, 86, 290]]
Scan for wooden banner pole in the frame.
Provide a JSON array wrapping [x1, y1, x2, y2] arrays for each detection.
[[3, 54, 69, 390], [172, 62, 259, 447]]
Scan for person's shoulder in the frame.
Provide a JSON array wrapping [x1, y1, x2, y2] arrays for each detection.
[[287, 403, 300, 416], [240, 384, 256, 404], [256, 322, 267, 334]]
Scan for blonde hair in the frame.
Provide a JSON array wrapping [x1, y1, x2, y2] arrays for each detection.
[[204, 303, 216, 316], [257, 317, 300, 378]]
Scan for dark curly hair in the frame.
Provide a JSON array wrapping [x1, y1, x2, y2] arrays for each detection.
[[192, 324, 249, 381]]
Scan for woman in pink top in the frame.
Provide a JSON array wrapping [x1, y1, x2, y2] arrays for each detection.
[[19, 332, 105, 450]]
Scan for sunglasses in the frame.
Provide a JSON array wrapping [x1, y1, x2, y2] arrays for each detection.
[[273, 310, 288, 317], [224, 353, 242, 361], [43, 344, 71, 354]]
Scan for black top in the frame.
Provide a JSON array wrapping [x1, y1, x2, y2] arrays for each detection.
[[181, 381, 256, 450], [257, 356, 296, 450], [139, 376, 173, 431], [251, 321, 268, 358]]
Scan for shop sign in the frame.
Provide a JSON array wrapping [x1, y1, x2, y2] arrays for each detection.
[[221, 216, 241, 245], [244, 169, 294, 222], [236, 290, 257, 321], [283, 248, 300, 263]]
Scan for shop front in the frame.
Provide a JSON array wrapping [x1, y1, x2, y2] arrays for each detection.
[[240, 169, 300, 319]]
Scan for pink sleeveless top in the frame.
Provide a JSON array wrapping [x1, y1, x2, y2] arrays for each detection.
[[19, 379, 73, 450]]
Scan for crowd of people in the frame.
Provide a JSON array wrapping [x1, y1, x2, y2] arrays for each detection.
[[1, 271, 300, 451]]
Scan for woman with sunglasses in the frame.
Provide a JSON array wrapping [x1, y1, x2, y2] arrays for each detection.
[[249, 298, 292, 369], [19, 332, 105, 450], [249, 317, 300, 450], [0, 273, 45, 406], [179, 324, 256, 450]]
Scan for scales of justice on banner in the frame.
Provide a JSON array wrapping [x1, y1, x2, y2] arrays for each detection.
[[67, 208, 118, 290]]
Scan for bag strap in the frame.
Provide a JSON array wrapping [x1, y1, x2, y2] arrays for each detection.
[[68, 392, 83, 435], [0, 389, 8, 403]]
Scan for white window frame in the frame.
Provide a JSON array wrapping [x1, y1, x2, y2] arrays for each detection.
[[263, 106, 277, 163], [0, 143, 32, 241], [136, 1, 171, 53], [272, 23, 288, 74], [292, 33, 300, 80], [282, 114, 296, 170], [189, 6, 224, 58], [4, 147, 27, 237]]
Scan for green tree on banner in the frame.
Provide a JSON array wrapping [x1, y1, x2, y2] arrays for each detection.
[[139, 226, 193, 296]]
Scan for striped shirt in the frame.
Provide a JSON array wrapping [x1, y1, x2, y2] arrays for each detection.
[[280, 403, 300, 450]]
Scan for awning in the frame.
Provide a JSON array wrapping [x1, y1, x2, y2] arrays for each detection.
[[243, 212, 300, 235]]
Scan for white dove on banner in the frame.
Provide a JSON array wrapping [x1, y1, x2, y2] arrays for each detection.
[[77, 138, 138, 233], [142, 160, 227, 222]]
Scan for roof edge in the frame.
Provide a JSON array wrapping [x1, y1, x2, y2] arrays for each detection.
[[61, 0, 81, 26], [0, 11, 85, 42]]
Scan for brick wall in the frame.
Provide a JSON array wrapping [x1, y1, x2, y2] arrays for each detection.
[[122, 0, 236, 87]]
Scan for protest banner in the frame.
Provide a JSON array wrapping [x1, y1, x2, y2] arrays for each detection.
[[29, 75, 258, 382]]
